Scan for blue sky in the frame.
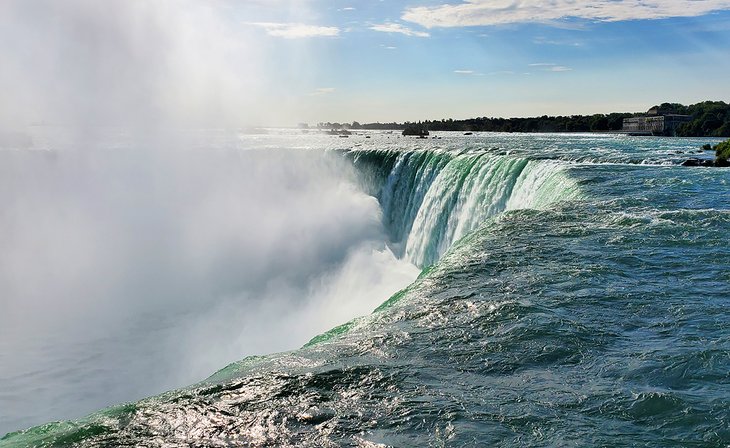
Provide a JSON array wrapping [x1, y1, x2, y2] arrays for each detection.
[[1, 0, 729, 127], [227, 0, 730, 124]]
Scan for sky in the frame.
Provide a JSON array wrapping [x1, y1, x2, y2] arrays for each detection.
[[2, 0, 730, 126]]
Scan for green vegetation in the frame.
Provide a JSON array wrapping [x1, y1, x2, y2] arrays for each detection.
[[653, 101, 730, 137], [713, 139, 730, 166], [320, 101, 730, 137], [694, 138, 730, 167], [345, 113, 632, 133], [402, 112, 633, 133]]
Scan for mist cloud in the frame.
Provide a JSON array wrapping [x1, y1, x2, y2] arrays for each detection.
[[0, 0, 266, 128], [0, 139, 419, 433], [0, 1, 421, 434]]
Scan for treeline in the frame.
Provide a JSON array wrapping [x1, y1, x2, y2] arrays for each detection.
[[317, 121, 402, 130], [396, 113, 632, 133], [322, 115, 630, 133], [318, 101, 730, 137], [666, 101, 730, 137]]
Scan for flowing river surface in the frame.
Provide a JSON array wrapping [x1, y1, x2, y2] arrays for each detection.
[[1, 131, 729, 447]]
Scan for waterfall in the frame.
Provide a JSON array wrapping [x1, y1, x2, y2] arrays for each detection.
[[350, 149, 581, 267]]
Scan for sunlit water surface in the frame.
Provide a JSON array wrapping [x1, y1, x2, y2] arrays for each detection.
[[1, 131, 729, 446]]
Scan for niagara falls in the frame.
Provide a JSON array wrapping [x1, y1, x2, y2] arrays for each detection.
[[1, 1, 730, 447]]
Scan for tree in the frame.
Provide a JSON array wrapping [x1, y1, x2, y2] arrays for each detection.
[[590, 114, 609, 131], [714, 139, 730, 166]]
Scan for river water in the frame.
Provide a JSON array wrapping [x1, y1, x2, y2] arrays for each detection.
[[1, 131, 728, 446]]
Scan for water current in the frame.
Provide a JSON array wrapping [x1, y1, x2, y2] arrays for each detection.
[[1, 131, 728, 446]]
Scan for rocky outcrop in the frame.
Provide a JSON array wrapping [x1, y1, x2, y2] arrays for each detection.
[[682, 158, 715, 167], [681, 158, 729, 167], [402, 125, 429, 137], [686, 139, 730, 166]]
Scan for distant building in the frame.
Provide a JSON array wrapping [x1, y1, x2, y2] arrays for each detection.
[[623, 112, 691, 136]]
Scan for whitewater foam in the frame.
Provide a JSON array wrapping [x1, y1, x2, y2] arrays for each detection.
[[352, 149, 581, 266]]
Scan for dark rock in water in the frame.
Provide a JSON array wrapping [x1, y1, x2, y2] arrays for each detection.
[[464, 132, 473, 135], [402, 126, 429, 137], [327, 129, 352, 136], [682, 158, 715, 167], [716, 157, 730, 167]]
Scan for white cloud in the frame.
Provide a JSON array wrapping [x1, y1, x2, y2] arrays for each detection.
[[533, 37, 583, 46], [402, 0, 730, 28], [454, 70, 474, 74], [249, 22, 340, 38], [529, 63, 573, 72], [370, 22, 430, 37], [310, 87, 336, 96]]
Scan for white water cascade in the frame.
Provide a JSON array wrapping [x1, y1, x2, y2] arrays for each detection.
[[352, 150, 582, 267]]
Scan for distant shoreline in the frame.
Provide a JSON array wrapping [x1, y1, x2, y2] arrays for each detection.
[[312, 100, 730, 138]]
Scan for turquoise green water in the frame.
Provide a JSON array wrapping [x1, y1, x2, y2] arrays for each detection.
[[2, 132, 729, 446]]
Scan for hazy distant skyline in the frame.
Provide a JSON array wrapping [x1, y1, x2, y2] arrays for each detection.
[[2, 0, 730, 127]]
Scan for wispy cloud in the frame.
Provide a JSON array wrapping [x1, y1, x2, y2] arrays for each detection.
[[403, 0, 730, 28], [454, 70, 475, 74], [310, 87, 336, 96], [529, 63, 573, 72], [249, 22, 340, 38], [533, 36, 583, 46], [370, 22, 430, 37]]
